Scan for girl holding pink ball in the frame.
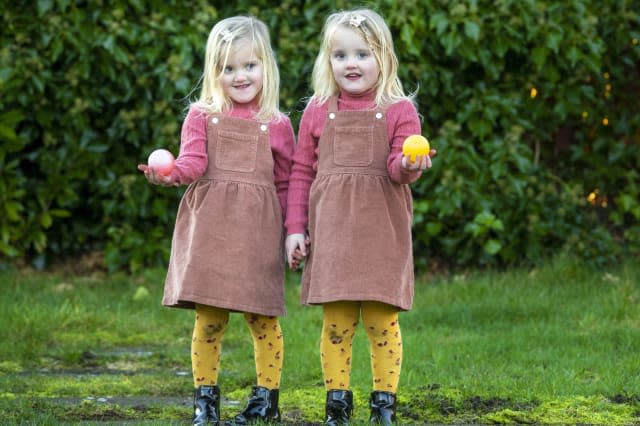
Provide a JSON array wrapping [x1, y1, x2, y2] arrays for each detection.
[[138, 15, 294, 426]]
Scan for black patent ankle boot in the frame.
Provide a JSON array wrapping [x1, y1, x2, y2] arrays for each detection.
[[193, 385, 220, 425], [232, 385, 281, 425], [369, 391, 396, 425], [325, 389, 353, 426]]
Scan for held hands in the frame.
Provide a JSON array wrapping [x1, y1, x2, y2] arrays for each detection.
[[401, 149, 437, 171], [137, 164, 177, 186], [285, 233, 310, 271]]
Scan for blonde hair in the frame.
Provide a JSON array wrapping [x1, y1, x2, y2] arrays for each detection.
[[194, 16, 281, 122], [311, 8, 414, 107]]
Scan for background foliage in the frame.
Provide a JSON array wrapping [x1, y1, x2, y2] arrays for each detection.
[[1, 0, 639, 272]]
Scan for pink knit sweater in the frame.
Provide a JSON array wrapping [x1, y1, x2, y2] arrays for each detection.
[[167, 101, 295, 217], [285, 91, 422, 235]]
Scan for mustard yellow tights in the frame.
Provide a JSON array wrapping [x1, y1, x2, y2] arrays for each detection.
[[192, 304, 283, 389], [321, 301, 402, 393]]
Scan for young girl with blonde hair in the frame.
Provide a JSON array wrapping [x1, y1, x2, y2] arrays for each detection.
[[285, 8, 435, 425], [139, 15, 294, 426]]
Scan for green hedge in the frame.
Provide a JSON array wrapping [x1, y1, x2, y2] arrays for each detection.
[[1, 1, 638, 272]]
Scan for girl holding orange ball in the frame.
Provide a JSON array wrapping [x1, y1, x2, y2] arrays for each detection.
[[285, 7, 435, 426]]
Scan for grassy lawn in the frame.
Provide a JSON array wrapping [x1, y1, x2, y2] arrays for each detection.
[[1, 255, 639, 425]]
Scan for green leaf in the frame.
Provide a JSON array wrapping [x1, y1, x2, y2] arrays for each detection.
[[426, 222, 442, 236], [4, 201, 23, 221], [618, 194, 634, 211], [483, 239, 502, 255], [464, 222, 483, 238], [546, 31, 563, 53], [469, 118, 492, 139], [491, 219, 504, 232], [37, 0, 53, 15], [0, 110, 25, 148], [0, 124, 18, 143], [464, 21, 480, 41], [111, 45, 130, 65], [40, 212, 52, 228], [401, 24, 420, 56], [442, 32, 461, 55], [50, 209, 71, 218], [531, 47, 548, 69], [429, 12, 449, 36], [490, 162, 507, 180], [51, 38, 64, 62], [32, 76, 45, 93], [0, 240, 20, 257], [0, 110, 25, 126], [567, 46, 580, 66]]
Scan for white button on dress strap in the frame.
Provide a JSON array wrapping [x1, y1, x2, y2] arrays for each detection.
[[329, 112, 336, 119], [375, 112, 383, 119], [260, 124, 267, 132], [212, 117, 219, 124]]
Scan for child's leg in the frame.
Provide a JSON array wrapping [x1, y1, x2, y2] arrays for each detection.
[[192, 304, 229, 387], [321, 301, 360, 390], [361, 301, 402, 393], [233, 314, 283, 424], [243, 313, 284, 389]]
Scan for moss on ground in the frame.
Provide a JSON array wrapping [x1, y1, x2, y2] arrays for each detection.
[[2, 378, 639, 425]]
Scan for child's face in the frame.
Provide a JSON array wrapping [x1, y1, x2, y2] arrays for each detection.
[[329, 26, 380, 96], [221, 39, 263, 105]]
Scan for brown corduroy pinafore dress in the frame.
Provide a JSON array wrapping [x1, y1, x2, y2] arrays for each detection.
[[301, 97, 414, 311], [163, 114, 286, 316]]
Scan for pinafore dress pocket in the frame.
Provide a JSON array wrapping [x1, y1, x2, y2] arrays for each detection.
[[215, 130, 258, 173], [333, 126, 374, 167]]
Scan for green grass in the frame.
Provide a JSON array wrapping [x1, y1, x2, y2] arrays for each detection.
[[1, 255, 639, 424]]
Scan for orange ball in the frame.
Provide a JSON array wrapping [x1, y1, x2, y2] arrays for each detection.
[[402, 135, 430, 161]]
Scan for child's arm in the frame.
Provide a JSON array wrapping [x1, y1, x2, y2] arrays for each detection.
[[386, 100, 436, 183], [137, 106, 208, 186], [284, 102, 321, 237], [284, 102, 322, 271], [271, 114, 296, 219]]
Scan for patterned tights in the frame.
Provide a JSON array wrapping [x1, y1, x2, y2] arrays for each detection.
[[191, 304, 283, 389], [321, 301, 402, 393]]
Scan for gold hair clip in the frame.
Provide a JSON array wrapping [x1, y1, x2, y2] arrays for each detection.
[[220, 29, 234, 43], [349, 15, 366, 27]]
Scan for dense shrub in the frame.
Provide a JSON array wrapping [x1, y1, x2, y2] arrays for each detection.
[[404, 1, 640, 268], [1, 1, 638, 271]]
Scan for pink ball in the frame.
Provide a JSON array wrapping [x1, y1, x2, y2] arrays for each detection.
[[148, 149, 175, 176]]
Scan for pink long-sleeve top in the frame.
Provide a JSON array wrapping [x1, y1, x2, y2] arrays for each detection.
[[168, 101, 295, 217], [285, 91, 422, 235]]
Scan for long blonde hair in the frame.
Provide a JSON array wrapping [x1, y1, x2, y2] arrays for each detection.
[[311, 8, 414, 107], [194, 16, 281, 121]]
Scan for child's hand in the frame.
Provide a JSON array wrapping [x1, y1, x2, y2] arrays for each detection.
[[137, 164, 177, 186], [286, 233, 309, 270], [290, 248, 306, 271], [401, 149, 437, 171]]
